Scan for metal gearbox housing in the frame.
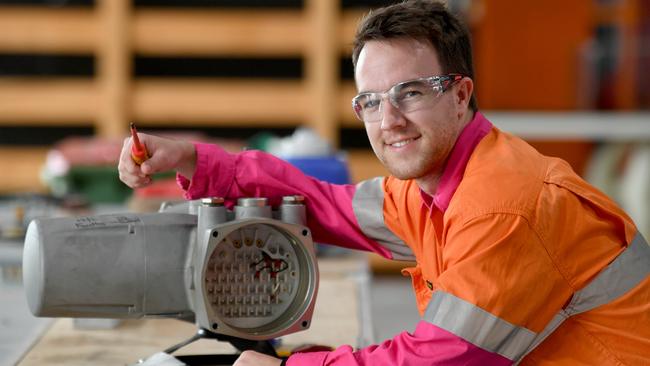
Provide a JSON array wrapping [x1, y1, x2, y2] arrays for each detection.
[[22, 196, 318, 340]]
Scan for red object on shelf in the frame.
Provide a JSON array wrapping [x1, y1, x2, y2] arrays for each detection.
[[134, 178, 185, 199]]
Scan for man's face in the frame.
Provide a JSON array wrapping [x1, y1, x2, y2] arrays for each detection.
[[354, 39, 469, 186]]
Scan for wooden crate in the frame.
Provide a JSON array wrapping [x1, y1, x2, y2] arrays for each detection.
[[0, 0, 368, 193]]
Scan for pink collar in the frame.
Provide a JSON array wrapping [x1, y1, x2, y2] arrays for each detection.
[[420, 111, 493, 212]]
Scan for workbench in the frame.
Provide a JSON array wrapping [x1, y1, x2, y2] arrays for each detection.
[[16, 255, 373, 366]]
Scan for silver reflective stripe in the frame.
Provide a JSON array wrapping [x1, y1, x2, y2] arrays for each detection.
[[567, 232, 650, 314], [352, 177, 415, 261], [513, 311, 568, 365], [515, 232, 650, 363], [424, 290, 537, 361]]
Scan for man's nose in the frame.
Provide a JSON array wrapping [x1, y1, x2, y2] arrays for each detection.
[[380, 99, 406, 130]]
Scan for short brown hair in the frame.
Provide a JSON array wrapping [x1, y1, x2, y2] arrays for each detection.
[[352, 0, 477, 111]]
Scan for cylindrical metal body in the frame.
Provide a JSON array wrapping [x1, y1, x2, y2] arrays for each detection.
[[23, 213, 196, 318], [198, 197, 227, 229], [279, 195, 307, 226], [22, 197, 319, 341], [235, 198, 272, 219]]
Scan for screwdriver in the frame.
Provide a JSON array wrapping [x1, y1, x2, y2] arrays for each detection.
[[130, 122, 149, 165]]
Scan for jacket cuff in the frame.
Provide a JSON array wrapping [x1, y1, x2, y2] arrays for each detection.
[[177, 142, 236, 200]]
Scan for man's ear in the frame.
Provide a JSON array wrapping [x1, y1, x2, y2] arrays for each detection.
[[454, 77, 474, 116]]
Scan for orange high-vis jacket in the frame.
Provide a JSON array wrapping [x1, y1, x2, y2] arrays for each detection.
[[381, 126, 650, 365]]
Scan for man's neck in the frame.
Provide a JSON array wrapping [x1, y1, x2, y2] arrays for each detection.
[[415, 110, 475, 196], [415, 174, 441, 197]]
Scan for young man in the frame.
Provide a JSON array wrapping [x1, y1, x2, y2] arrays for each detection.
[[119, 1, 650, 365]]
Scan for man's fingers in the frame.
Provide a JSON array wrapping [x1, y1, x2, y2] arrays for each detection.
[[119, 171, 151, 188], [119, 153, 147, 177], [119, 136, 151, 176], [139, 141, 172, 175], [118, 134, 156, 188], [140, 160, 155, 175], [233, 351, 282, 366]]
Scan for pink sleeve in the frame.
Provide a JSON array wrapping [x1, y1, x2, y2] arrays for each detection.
[[287, 321, 512, 366], [177, 143, 392, 257]]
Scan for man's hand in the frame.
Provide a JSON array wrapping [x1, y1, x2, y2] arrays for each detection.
[[233, 350, 283, 366], [118, 133, 197, 188]]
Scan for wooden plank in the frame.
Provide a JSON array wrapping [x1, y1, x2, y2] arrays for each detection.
[[0, 78, 311, 126], [96, 0, 132, 138], [305, 0, 340, 144], [339, 10, 363, 125], [0, 7, 361, 56], [132, 79, 308, 124], [0, 147, 49, 193], [132, 9, 307, 56], [339, 81, 358, 126], [0, 7, 97, 53], [339, 10, 367, 54], [0, 79, 98, 123]]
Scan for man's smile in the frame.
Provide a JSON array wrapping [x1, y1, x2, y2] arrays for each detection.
[[385, 136, 421, 149]]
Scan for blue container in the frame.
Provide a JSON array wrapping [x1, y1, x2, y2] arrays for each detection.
[[285, 155, 351, 184], [285, 155, 351, 256]]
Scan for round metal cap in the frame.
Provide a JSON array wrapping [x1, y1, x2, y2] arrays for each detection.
[[282, 195, 305, 204], [237, 197, 268, 207], [201, 197, 225, 206]]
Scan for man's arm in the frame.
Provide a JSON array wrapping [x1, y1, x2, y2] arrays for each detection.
[[178, 142, 402, 255], [119, 136, 403, 256]]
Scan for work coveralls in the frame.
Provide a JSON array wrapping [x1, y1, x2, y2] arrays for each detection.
[[179, 112, 650, 365]]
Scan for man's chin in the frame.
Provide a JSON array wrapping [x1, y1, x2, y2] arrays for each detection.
[[384, 163, 420, 180], [375, 153, 422, 180]]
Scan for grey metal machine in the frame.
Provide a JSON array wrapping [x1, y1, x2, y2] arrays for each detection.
[[22, 195, 319, 364]]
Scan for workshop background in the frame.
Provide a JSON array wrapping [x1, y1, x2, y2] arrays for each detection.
[[0, 0, 649, 364]]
